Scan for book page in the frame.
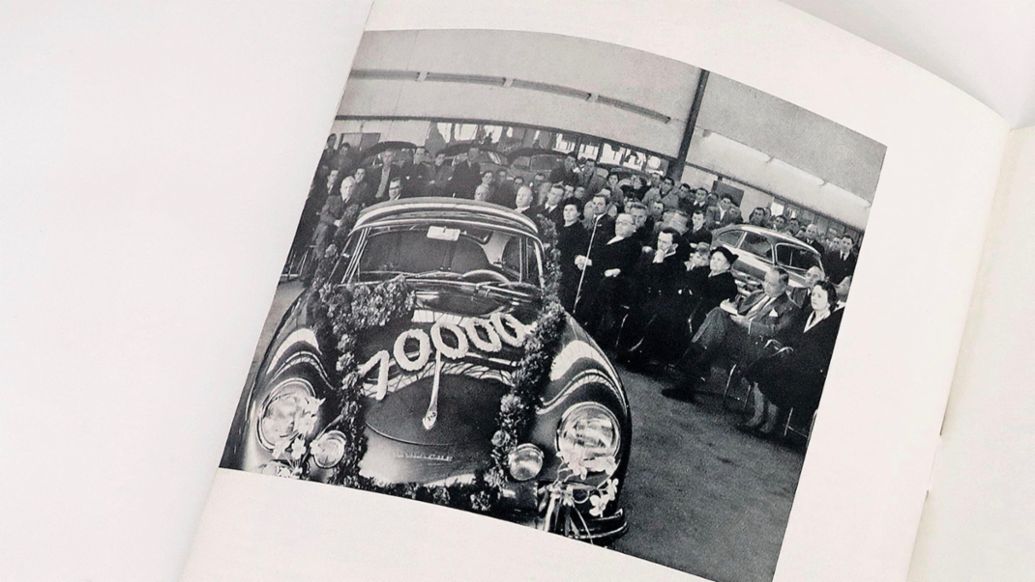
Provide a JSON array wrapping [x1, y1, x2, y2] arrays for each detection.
[[907, 126, 1035, 581], [175, 1, 1009, 581]]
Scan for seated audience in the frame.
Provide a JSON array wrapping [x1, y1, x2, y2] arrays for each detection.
[[741, 281, 843, 436], [665, 267, 798, 402]]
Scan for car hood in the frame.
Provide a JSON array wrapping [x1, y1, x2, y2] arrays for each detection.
[[355, 294, 535, 484]]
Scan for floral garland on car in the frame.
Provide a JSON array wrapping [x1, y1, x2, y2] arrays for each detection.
[[269, 214, 571, 514]]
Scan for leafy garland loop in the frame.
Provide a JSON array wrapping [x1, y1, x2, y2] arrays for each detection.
[[295, 213, 565, 513]]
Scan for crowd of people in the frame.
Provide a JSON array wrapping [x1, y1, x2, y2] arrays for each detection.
[[295, 138, 862, 443]]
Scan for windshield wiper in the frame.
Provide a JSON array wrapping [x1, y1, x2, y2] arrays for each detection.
[[408, 270, 464, 280], [474, 280, 542, 298]]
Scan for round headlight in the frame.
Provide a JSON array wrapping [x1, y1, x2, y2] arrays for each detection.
[[256, 379, 315, 451], [310, 431, 347, 469], [556, 403, 620, 475], [507, 443, 544, 481]]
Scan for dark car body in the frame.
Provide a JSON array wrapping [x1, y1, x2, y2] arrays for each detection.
[[222, 198, 630, 542], [437, 142, 508, 175], [712, 224, 825, 295], [506, 147, 569, 182]]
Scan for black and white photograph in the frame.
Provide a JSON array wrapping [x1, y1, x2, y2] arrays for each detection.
[[218, 28, 884, 582]]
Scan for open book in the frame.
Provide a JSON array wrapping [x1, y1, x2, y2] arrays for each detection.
[[153, 2, 1030, 581]]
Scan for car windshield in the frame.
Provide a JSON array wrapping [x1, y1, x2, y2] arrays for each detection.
[[774, 243, 821, 273], [353, 223, 542, 286]]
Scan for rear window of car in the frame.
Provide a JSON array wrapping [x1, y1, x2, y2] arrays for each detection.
[[775, 243, 821, 272], [531, 155, 559, 171], [715, 230, 744, 248], [740, 233, 773, 260]]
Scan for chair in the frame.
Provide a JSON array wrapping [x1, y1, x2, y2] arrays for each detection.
[[783, 408, 817, 448]]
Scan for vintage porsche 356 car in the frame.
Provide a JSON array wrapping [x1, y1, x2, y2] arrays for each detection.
[[221, 198, 631, 542]]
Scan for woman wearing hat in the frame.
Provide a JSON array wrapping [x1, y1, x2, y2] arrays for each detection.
[[684, 246, 740, 333], [741, 280, 843, 437], [557, 198, 589, 311], [662, 246, 740, 401]]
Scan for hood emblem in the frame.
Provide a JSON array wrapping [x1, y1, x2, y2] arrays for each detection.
[[422, 350, 443, 430]]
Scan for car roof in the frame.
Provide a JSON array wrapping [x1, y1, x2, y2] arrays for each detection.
[[355, 197, 540, 236], [438, 142, 502, 156], [715, 224, 819, 252], [506, 147, 570, 160]]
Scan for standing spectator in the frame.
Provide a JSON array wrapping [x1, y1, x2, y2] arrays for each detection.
[[473, 184, 492, 202], [605, 173, 623, 199], [823, 235, 858, 285], [573, 185, 588, 201], [557, 199, 589, 311], [538, 184, 566, 226], [492, 169, 517, 207], [582, 192, 616, 241], [658, 177, 680, 210], [350, 167, 373, 208], [514, 186, 539, 220], [801, 224, 826, 254], [477, 171, 497, 202], [332, 141, 358, 177], [426, 151, 454, 197], [786, 217, 802, 238], [370, 149, 401, 202], [771, 214, 788, 233], [688, 188, 713, 221], [450, 146, 482, 198], [714, 195, 737, 226], [550, 153, 579, 186], [790, 265, 825, 307], [578, 159, 605, 194], [685, 208, 713, 248], [531, 172, 548, 195], [625, 201, 651, 244], [399, 147, 431, 198], [748, 207, 770, 227], [533, 180, 551, 206]]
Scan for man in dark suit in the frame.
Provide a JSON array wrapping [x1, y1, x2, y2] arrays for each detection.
[[398, 147, 431, 198], [823, 234, 858, 285], [537, 184, 566, 226], [549, 153, 579, 187], [684, 208, 713, 248], [800, 223, 826, 254], [577, 159, 606, 195], [425, 151, 454, 197], [351, 167, 373, 207], [368, 149, 403, 203], [573, 212, 641, 341], [450, 146, 482, 198], [514, 186, 539, 220], [617, 227, 686, 363], [789, 265, 825, 307], [581, 193, 615, 241], [673, 268, 799, 394]]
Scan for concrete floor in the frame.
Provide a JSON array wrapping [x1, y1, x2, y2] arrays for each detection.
[[246, 281, 804, 582], [610, 364, 804, 582]]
